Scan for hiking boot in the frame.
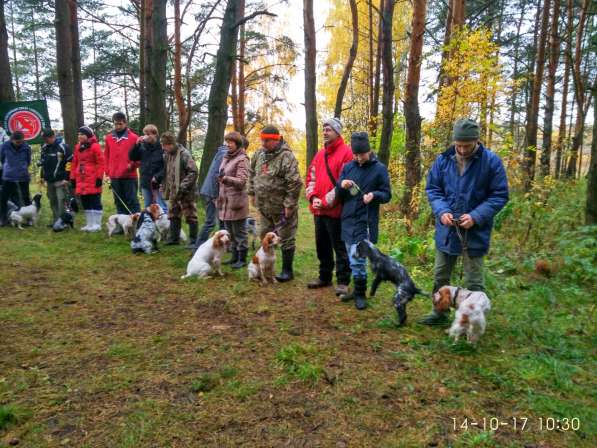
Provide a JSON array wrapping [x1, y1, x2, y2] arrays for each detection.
[[275, 249, 295, 282], [165, 217, 181, 245], [417, 310, 450, 326], [232, 249, 247, 269], [307, 278, 332, 289], [335, 284, 349, 296]]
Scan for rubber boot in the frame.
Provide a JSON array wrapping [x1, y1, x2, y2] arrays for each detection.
[[353, 277, 368, 310], [223, 248, 239, 265], [186, 222, 199, 249], [80, 210, 92, 231], [231, 249, 247, 269], [165, 217, 182, 245], [417, 310, 450, 326], [88, 210, 102, 232], [275, 248, 295, 282]]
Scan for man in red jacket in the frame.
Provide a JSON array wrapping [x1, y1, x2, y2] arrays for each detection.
[[104, 112, 140, 215], [305, 117, 353, 296]]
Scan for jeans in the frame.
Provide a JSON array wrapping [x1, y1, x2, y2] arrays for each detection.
[[47, 181, 69, 222], [345, 242, 368, 279], [111, 178, 140, 214], [433, 249, 485, 292], [196, 198, 218, 246], [141, 187, 168, 213], [314, 215, 351, 285]]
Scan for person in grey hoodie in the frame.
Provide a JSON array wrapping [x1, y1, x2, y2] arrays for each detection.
[[190, 143, 228, 250], [0, 131, 32, 226]]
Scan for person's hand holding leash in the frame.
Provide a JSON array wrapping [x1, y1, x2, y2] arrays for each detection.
[[440, 212, 454, 226], [363, 192, 374, 204], [312, 197, 322, 209], [341, 179, 354, 189], [458, 213, 475, 229]]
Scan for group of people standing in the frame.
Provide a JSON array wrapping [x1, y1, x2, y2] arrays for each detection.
[[0, 114, 509, 318]]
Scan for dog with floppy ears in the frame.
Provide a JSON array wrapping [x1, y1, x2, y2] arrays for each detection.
[[130, 204, 162, 254], [8, 192, 42, 228], [182, 230, 231, 278], [433, 285, 491, 343], [248, 232, 281, 285]]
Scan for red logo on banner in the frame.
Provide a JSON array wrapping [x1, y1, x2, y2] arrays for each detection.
[[7, 108, 43, 141]]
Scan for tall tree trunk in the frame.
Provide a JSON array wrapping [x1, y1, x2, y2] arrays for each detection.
[[91, 21, 98, 122], [9, 0, 19, 100], [334, 0, 358, 118], [377, 0, 394, 166], [69, 0, 84, 125], [174, 0, 189, 144], [0, 0, 14, 101], [555, 0, 572, 179], [55, 0, 78, 147], [367, 0, 374, 121], [586, 82, 597, 224], [147, 0, 167, 133], [143, 0, 153, 128], [238, 3, 246, 135], [565, 0, 589, 179], [198, 0, 241, 184], [138, 0, 146, 127], [371, 0, 383, 137], [401, 0, 427, 221], [509, 5, 525, 149], [303, 0, 318, 168], [30, 7, 40, 98], [523, 0, 551, 191], [540, 0, 560, 177]]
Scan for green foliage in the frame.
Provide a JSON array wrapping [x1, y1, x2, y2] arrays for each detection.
[[0, 404, 30, 430], [276, 343, 323, 385], [190, 373, 219, 393]]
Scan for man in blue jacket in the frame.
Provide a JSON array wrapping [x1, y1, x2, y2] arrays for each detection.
[[335, 132, 391, 310], [0, 131, 32, 226], [420, 118, 509, 325]]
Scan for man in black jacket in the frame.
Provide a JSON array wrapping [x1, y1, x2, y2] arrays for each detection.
[[39, 129, 72, 225], [129, 124, 168, 212]]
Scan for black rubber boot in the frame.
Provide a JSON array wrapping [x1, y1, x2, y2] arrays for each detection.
[[186, 222, 199, 249], [353, 277, 368, 310], [223, 248, 239, 265], [417, 310, 450, 326], [231, 249, 247, 269], [165, 217, 181, 245], [275, 248, 295, 282]]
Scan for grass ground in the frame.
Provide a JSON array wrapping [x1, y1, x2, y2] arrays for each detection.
[[0, 182, 595, 447]]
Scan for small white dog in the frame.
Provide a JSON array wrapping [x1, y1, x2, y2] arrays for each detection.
[[153, 205, 188, 242], [181, 230, 230, 279], [107, 213, 139, 239], [9, 193, 42, 228], [433, 285, 491, 343], [248, 232, 281, 285]]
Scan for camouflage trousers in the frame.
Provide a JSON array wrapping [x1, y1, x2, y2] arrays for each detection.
[[168, 193, 198, 224], [257, 209, 298, 251]]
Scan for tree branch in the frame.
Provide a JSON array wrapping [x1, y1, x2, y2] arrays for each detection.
[[231, 10, 277, 29]]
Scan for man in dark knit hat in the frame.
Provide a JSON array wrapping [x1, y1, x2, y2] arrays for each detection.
[[420, 118, 509, 325], [248, 125, 302, 282], [335, 132, 391, 310]]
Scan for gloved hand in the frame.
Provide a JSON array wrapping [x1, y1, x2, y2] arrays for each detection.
[[95, 178, 102, 188]]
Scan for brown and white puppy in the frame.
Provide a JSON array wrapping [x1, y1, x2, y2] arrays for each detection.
[[181, 230, 231, 279], [248, 232, 281, 285], [107, 213, 140, 239], [433, 285, 491, 343]]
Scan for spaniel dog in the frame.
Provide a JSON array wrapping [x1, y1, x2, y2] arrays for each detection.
[[355, 240, 425, 325], [130, 205, 161, 254], [433, 286, 491, 344], [8, 193, 42, 228], [107, 213, 140, 239], [248, 232, 281, 285], [181, 230, 230, 279]]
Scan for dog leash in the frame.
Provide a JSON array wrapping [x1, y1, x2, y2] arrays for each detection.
[[108, 180, 134, 215], [453, 220, 469, 282]]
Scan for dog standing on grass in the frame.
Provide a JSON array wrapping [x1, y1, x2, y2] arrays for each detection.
[[8, 193, 42, 228], [433, 285, 491, 343]]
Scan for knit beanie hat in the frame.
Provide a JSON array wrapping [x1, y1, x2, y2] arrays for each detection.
[[78, 126, 94, 138], [260, 125, 281, 141], [323, 117, 343, 136], [42, 128, 55, 138], [453, 119, 480, 141], [351, 132, 370, 154]]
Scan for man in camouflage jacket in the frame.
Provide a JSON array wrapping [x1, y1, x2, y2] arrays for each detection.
[[161, 132, 198, 245], [248, 125, 302, 282]]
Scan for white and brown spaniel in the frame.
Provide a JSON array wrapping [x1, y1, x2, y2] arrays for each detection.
[[248, 232, 281, 285], [433, 285, 491, 344], [181, 230, 231, 279]]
